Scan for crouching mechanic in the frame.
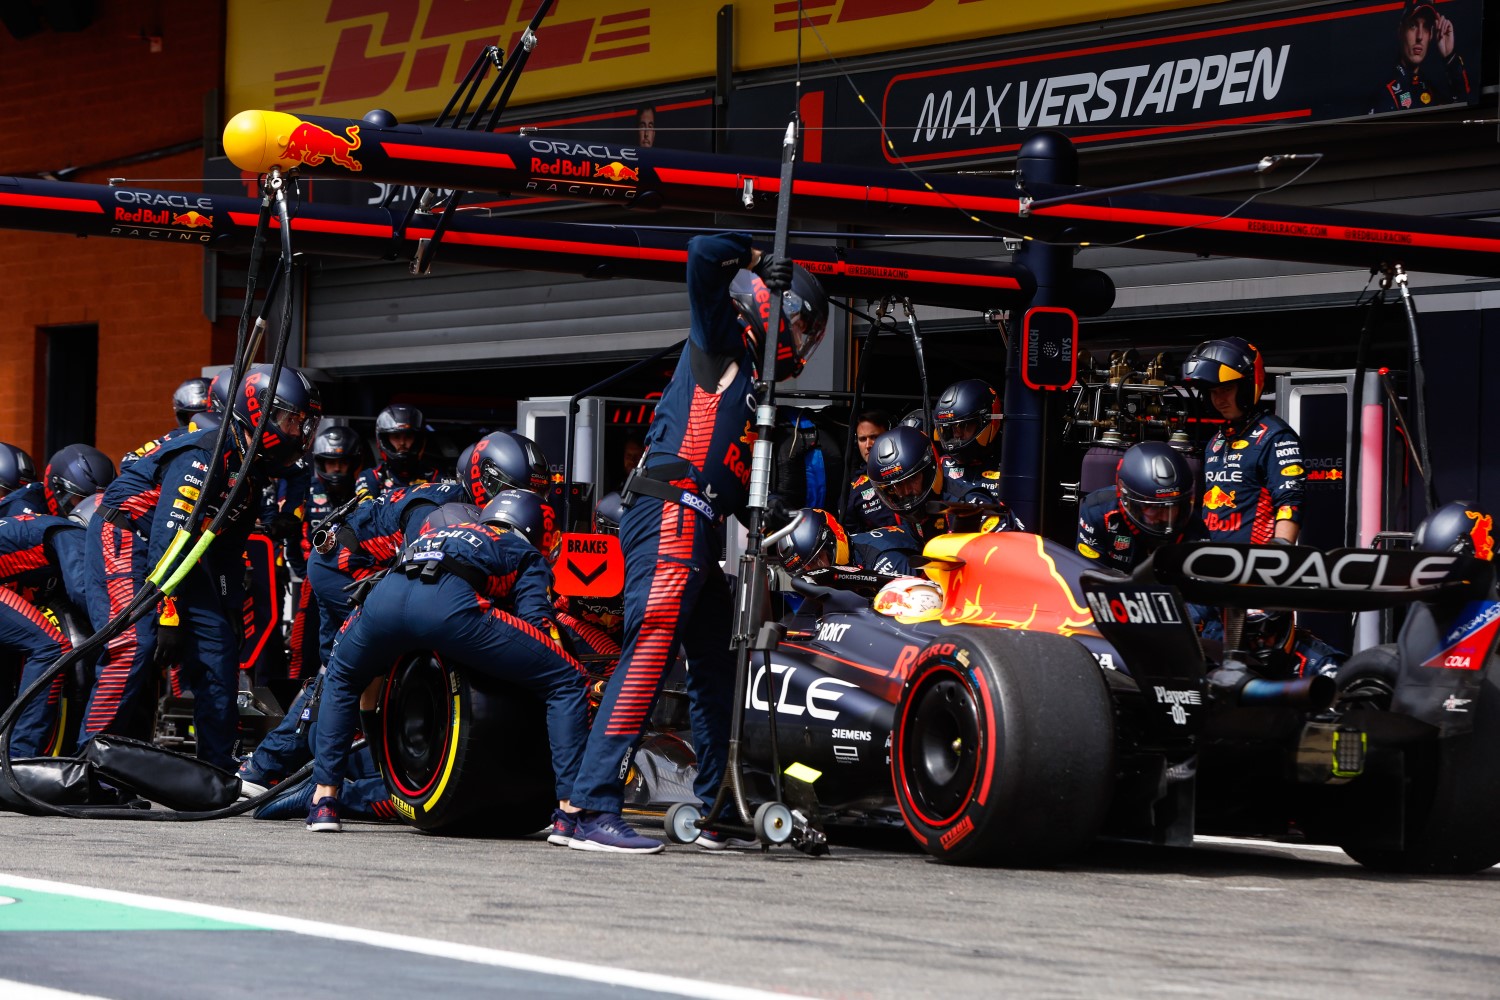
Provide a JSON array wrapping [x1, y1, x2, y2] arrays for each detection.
[[566, 232, 828, 854], [82, 364, 319, 770], [1076, 441, 1204, 572], [306, 489, 590, 832]]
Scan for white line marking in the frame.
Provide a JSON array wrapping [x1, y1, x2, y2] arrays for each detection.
[[0, 981, 113, 1000], [0, 873, 812, 1000], [1194, 836, 1349, 856]]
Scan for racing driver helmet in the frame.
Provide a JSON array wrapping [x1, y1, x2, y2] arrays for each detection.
[[1413, 500, 1495, 561], [1182, 337, 1266, 412], [774, 508, 851, 574], [1116, 441, 1196, 539], [867, 426, 940, 515], [933, 379, 1001, 457], [729, 262, 829, 382]]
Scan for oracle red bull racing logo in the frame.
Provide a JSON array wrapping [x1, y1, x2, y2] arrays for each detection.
[[525, 140, 639, 201], [279, 122, 363, 171], [1201, 485, 1236, 510], [109, 191, 215, 243]]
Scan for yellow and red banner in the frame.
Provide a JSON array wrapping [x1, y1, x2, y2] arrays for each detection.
[[226, 0, 1227, 122]]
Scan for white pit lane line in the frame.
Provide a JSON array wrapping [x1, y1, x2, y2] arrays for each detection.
[[0, 873, 813, 1000], [0, 983, 114, 1000]]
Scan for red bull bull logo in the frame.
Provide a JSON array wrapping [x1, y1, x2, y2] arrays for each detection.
[[594, 161, 639, 183], [279, 122, 363, 172], [1202, 485, 1236, 511], [172, 211, 213, 229], [1467, 511, 1495, 561]]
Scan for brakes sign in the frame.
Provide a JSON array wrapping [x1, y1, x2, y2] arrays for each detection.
[[552, 533, 624, 598]]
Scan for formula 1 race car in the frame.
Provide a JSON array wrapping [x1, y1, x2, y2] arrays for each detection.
[[369, 528, 1499, 873]]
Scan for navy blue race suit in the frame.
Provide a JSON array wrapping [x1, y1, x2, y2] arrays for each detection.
[[0, 513, 90, 755], [312, 521, 589, 798], [843, 472, 898, 532], [1371, 55, 1470, 113], [939, 447, 1003, 504], [1198, 409, 1306, 544], [0, 482, 51, 518], [1075, 486, 1208, 573], [120, 424, 193, 471], [80, 428, 259, 769], [851, 525, 922, 577], [570, 232, 760, 815]]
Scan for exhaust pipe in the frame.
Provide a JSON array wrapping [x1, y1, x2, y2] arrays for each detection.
[[1208, 666, 1336, 712]]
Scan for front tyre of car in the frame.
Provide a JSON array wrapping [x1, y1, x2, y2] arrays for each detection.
[[891, 629, 1114, 865]]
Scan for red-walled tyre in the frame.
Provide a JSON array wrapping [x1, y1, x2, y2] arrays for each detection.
[[892, 628, 1114, 865], [378, 651, 554, 836]]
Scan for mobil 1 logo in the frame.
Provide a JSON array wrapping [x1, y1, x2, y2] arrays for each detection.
[[1085, 587, 1183, 627]]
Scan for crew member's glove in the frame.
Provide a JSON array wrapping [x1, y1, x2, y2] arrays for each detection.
[[763, 495, 794, 533], [753, 252, 793, 292], [153, 598, 183, 667]]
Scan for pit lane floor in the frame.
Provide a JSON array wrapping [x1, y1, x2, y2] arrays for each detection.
[[1, 812, 1497, 999]]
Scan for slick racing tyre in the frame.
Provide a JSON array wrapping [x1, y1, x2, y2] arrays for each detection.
[[892, 629, 1114, 865], [378, 652, 554, 836], [1341, 655, 1500, 874]]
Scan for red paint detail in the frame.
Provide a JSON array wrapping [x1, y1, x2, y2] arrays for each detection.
[[800, 90, 825, 164], [406, 44, 449, 91], [600, 8, 649, 25], [381, 142, 516, 169], [274, 66, 325, 80], [894, 660, 981, 829], [835, 0, 935, 20], [422, 0, 511, 38], [0, 193, 105, 214], [321, 21, 406, 104], [275, 100, 319, 111], [973, 664, 996, 806], [511, 19, 593, 71], [595, 25, 648, 42], [591, 43, 650, 60], [275, 83, 321, 96]]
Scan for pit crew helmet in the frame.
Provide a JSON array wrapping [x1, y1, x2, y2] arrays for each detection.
[[375, 404, 427, 473], [466, 430, 549, 506], [867, 426, 940, 515], [207, 366, 234, 414], [310, 424, 363, 493], [593, 491, 625, 536], [1116, 441, 1196, 539], [729, 263, 829, 382], [187, 409, 222, 434], [44, 444, 116, 516], [407, 501, 480, 545], [231, 364, 322, 469], [481, 489, 558, 555], [0, 442, 37, 496], [1413, 501, 1495, 561], [933, 379, 1001, 456], [172, 377, 211, 426], [897, 409, 927, 432], [1242, 608, 1296, 667], [774, 508, 851, 574], [1182, 337, 1266, 411], [68, 491, 102, 528]]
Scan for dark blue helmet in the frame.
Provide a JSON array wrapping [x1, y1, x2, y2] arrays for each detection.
[[405, 501, 480, 546], [934, 379, 1000, 456], [1414, 501, 1494, 561], [375, 404, 427, 473], [207, 366, 234, 414], [466, 431, 549, 507], [774, 508, 851, 574], [68, 492, 103, 529], [187, 409, 222, 434], [44, 444, 116, 516], [593, 491, 625, 535], [1115, 441, 1195, 539], [232, 365, 322, 470], [311, 423, 363, 493], [173, 377, 211, 426], [481, 489, 558, 555], [0, 442, 37, 495], [729, 262, 829, 382], [1183, 337, 1266, 411], [867, 426, 940, 515]]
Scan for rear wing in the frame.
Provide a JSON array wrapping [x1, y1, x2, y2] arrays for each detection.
[[1148, 543, 1494, 612]]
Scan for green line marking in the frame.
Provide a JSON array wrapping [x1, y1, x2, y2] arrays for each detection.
[[0, 887, 256, 932]]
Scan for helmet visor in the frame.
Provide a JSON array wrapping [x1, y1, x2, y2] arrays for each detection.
[[267, 406, 319, 458], [1121, 494, 1193, 538], [936, 417, 984, 453], [875, 466, 933, 513], [784, 289, 826, 366]]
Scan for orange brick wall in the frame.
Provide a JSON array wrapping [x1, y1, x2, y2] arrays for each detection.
[[0, 1, 225, 467]]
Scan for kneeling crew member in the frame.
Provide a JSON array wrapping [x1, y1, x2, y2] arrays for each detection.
[[1076, 441, 1203, 572]]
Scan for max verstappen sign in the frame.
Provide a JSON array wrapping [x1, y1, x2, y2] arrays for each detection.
[[872, 0, 1483, 166]]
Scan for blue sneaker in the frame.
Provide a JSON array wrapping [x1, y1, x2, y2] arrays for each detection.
[[547, 808, 578, 846], [568, 811, 663, 854], [306, 795, 342, 833], [695, 828, 759, 851], [236, 758, 277, 799], [254, 778, 313, 820]]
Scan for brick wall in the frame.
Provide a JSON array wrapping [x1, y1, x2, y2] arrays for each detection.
[[0, 1, 225, 468]]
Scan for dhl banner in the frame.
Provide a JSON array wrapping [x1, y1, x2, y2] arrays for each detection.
[[226, 0, 1226, 123]]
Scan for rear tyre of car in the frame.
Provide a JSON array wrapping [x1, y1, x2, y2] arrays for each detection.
[[891, 629, 1114, 865], [1341, 656, 1500, 874], [378, 652, 554, 836]]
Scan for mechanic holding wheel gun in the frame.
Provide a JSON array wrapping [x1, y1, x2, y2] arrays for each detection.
[[564, 233, 829, 854]]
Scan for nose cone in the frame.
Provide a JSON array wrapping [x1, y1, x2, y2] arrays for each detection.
[[223, 109, 304, 173]]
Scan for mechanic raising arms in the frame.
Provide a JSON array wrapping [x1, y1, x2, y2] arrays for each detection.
[[1182, 338, 1305, 545], [565, 232, 828, 854]]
